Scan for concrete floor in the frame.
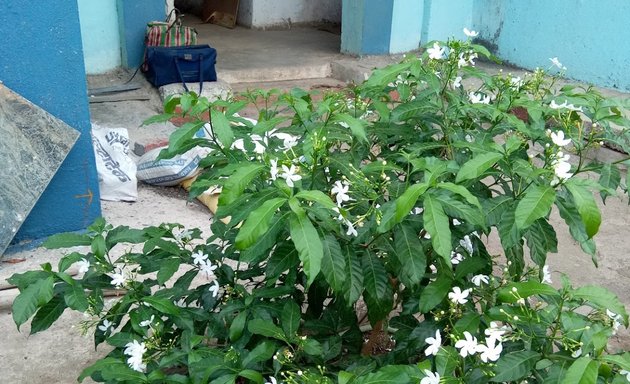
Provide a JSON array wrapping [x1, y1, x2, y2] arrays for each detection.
[[2, 23, 630, 383]]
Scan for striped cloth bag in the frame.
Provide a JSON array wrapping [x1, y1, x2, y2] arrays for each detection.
[[142, 9, 197, 71]]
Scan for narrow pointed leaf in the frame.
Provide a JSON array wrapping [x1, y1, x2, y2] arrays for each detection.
[[210, 109, 234, 147], [419, 273, 452, 313], [218, 164, 266, 206], [523, 219, 558, 267], [564, 181, 601, 238], [295, 190, 336, 209], [560, 356, 598, 384], [391, 183, 429, 228], [344, 247, 363, 304], [490, 351, 541, 382], [423, 194, 452, 260], [289, 213, 323, 286], [456, 152, 503, 182], [437, 182, 482, 209], [321, 235, 347, 293], [235, 197, 287, 249], [394, 225, 426, 286], [515, 185, 556, 230], [362, 252, 393, 325], [30, 295, 66, 334], [598, 163, 621, 202], [572, 285, 628, 326], [12, 276, 55, 330], [334, 113, 368, 142], [281, 301, 301, 339], [248, 319, 286, 341], [43, 233, 92, 249]]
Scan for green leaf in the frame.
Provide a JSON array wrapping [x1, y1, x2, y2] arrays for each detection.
[[362, 252, 393, 325], [384, 183, 429, 231], [229, 311, 248, 342], [157, 258, 181, 285], [354, 366, 408, 384], [598, 163, 621, 202], [515, 185, 556, 230], [218, 164, 266, 206], [556, 195, 597, 258], [497, 281, 559, 303], [423, 194, 452, 261], [142, 297, 181, 316], [560, 356, 599, 384], [101, 362, 149, 382], [167, 121, 205, 155], [333, 113, 368, 142], [600, 354, 630, 371], [242, 340, 277, 369], [435, 346, 460, 377], [12, 276, 55, 330], [295, 190, 337, 209], [265, 243, 299, 280], [210, 109, 235, 148], [63, 281, 89, 311], [105, 226, 146, 248], [30, 295, 66, 334], [247, 319, 286, 341], [523, 219, 558, 267], [321, 235, 347, 293], [281, 301, 301, 339], [491, 351, 541, 382], [393, 225, 426, 286], [344, 247, 364, 305], [58, 252, 86, 273], [238, 369, 264, 384], [43, 232, 92, 249], [78, 357, 124, 382], [572, 285, 629, 325], [364, 61, 412, 88], [564, 181, 601, 238], [235, 197, 287, 249], [455, 152, 503, 183], [289, 213, 323, 287], [437, 182, 482, 209], [419, 273, 453, 313]]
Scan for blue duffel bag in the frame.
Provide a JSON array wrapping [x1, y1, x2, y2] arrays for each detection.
[[144, 44, 217, 92]]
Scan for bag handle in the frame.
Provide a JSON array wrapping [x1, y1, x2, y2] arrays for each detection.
[[173, 55, 204, 95]]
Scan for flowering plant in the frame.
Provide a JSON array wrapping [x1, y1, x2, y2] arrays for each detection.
[[9, 33, 630, 383]]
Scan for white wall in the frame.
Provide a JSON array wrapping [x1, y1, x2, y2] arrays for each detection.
[[78, 0, 121, 74], [238, 0, 341, 28]]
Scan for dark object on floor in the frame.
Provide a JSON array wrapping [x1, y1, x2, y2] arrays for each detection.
[[202, 0, 239, 28], [144, 45, 217, 91], [88, 83, 141, 97]]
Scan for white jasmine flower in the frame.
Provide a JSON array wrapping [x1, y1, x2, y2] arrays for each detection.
[[280, 165, 302, 187], [565, 103, 583, 112], [108, 268, 127, 288], [477, 336, 503, 362], [471, 274, 489, 286], [412, 207, 424, 215], [331, 180, 351, 206], [424, 330, 442, 356], [427, 42, 445, 60], [542, 265, 552, 284], [429, 264, 437, 274], [619, 369, 630, 382], [458, 53, 468, 68], [460, 235, 474, 254], [265, 377, 278, 384], [606, 309, 624, 335], [97, 319, 113, 333], [124, 340, 147, 372], [549, 57, 567, 70], [345, 220, 358, 237], [465, 134, 474, 143], [452, 218, 462, 225], [173, 228, 192, 242], [453, 75, 462, 88], [332, 206, 344, 221], [463, 28, 479, 37], [76, 258, 90, 274], [550, 130, 571, 147], [571, 347, 582, 358], [550, 99, 565, 109], [421, 370, 440, 384], [510, 76, 524, 89], [270, 159, 279, 181], [199, 260, 218, 280], [191, 250, 209, 265], [469, 92, 490, 104], [455, 331, 479, 357], [280, 135, 298, 151], [551, 152, 573, 181], [209, 279, 220, 297], [485, 322, 508, 342], [449, 286, 471, 304], [139, 315, 155, 327], [451, 252, 464, 265]]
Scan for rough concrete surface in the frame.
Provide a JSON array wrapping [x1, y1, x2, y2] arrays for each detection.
[[2, 25, 630, 383]]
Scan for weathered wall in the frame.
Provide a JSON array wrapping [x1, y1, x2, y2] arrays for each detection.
[[389, 0, 423, 54], [421, 0, 473, 43], [78, 0, 121, 74], [238, 0, 342, 28], [473, 0, 630, 91], [117, 0, 166, 68], [0, 1, 101, 244]]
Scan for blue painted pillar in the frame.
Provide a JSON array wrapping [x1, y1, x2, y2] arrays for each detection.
[[0, 1, 101, 244], [342, 0, 393, 55], [117, 0, 165, 68]]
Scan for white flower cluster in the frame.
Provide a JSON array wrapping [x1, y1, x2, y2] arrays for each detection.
[[191, 250, 221, 297], [469, 92, 491, 104], [457, 50, 478, 68], [270, 159, 302, 188], [550, 99, 583, 112], [124, 339, 147, 372], [331, 180, 358, 237], [606, 309, 624, 335], [107, 267, 131, 288]]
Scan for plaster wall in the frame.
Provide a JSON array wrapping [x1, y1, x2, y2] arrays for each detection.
[[78, 0, 121, 74], [117, 0, 166, 68], [421, 0, 474, 43], [473, 0, 630, 91], [389, 0, 423, 54], [0, 2, 101, 243], [238, 0, 341, 28]]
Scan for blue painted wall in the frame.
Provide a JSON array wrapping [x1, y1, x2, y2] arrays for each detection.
[[117, 0, 165, 68], [0, 2, 101, 243], [78, 0, 121, 74], [421, 0, 474, 43], [361, 0, 393, 54], [473, 0, 630, 91], [341, 0, 364, 54], [389, 0, 423, 53]]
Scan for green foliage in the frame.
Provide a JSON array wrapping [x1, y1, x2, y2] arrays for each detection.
[[9, 35, 630, 384]]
